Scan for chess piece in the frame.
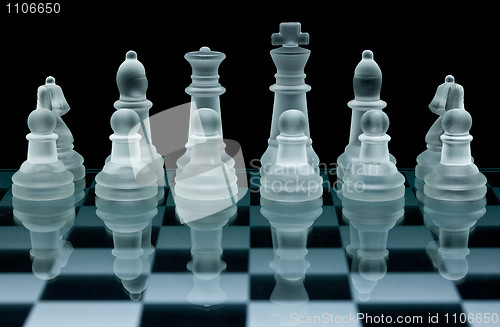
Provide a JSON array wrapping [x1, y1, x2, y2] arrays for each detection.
[[96, 194, 157, 301], [120, 225, 155, 302], [114, 50, 165, 202], [176, 46, 234, 175], [260, 197, 322, 323], [337, 50, 395, 182], [95, 109, 158, 202], [260, 110, 323, 202], [261, 22, 319, 175], [37, 76, 85, 203], [13, 195, 75, 280], [175, 194, 236, 307], [185, 206, 235, 307], [12, 108, 75, 201], [415, 75, 465, 197], [342, 110, 405, 202], [173, 110, 240, 308], [342, 195, 404, 301], [424, 109, 487, 201], [261, 197, 322, 281], [423, 195, 486, 281], [174, 108, 238, 207]]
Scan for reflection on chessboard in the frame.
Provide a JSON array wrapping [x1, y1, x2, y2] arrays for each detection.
[[0, 169, 500, 326]]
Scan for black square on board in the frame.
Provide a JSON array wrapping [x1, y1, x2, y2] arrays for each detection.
[[485, 187, 500, 205], [402, 206, 424, 225], [152, 249, 248, 273], [250, 275, 275, 300], [147, 227, 160, 247], [162, 206, 179, 226], [0, 206, 14, 226], [250, 227, 272, 248], [456, 275, 500, 300], [230, 206, 249, 226], [156, 188, 167, 206], [357, 304, 467, 327], [483, 171, 500, 187], [307, 227, 342, 248], [41, 275, 130, 300], [385, 249, 435, 272], [248, 172, 260, 190], [221, 249, 248, 273], [152, 249, 191, 272], [0, 250, 33, 272], [82, 188, 95, 206], [305, 275, 352, 300], [250, 275, 351, 300], [0, 305, 32, 327], [336, 207, 348, 225], [250, 191, 260, 206], [66, 227, 114, 248], [0, 188, 7, 201], [468, 227, 500, 247], [251, 226, 341, 248], [322, 190, 334, 206], [328, 172, 338, 190], [140, 304, 246, 327], [85, 171, 98, 188]]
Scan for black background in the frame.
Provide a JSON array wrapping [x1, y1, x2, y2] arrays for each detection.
[[1, 1, 498, 169]]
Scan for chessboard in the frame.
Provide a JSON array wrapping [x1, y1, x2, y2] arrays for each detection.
[[0, 168, 499, 327]]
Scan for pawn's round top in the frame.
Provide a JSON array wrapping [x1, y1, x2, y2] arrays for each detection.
[[191, 108, 221, 136], [116, 50, 148, 102], [362, 49, 373, 60], [442, 108, 472, 135], [361, 110, 389, 136], [130, 293, 141, 302], [126, 50, 137, 60], [110, 109, 140, 135], [445, 75, 455, 83], [278, 109, 307, 136], [27, 108, 56, 134], [45, 76, 55, 85]]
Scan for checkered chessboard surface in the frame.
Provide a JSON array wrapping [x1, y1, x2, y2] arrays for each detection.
[[0, 168, 499, 327]]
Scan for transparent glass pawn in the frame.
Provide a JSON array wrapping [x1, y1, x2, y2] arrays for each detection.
[[12, 108, 74, 201], [341, 110, 405, 202], [95, 109, 158, 202], [174, 108, 238, 203], [260, 109, 323, 202], [424, 109, 487, 201]]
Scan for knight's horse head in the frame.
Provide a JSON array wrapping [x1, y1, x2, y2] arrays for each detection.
[[428, 75, 465, 115], [36, 76, 70, 117]]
